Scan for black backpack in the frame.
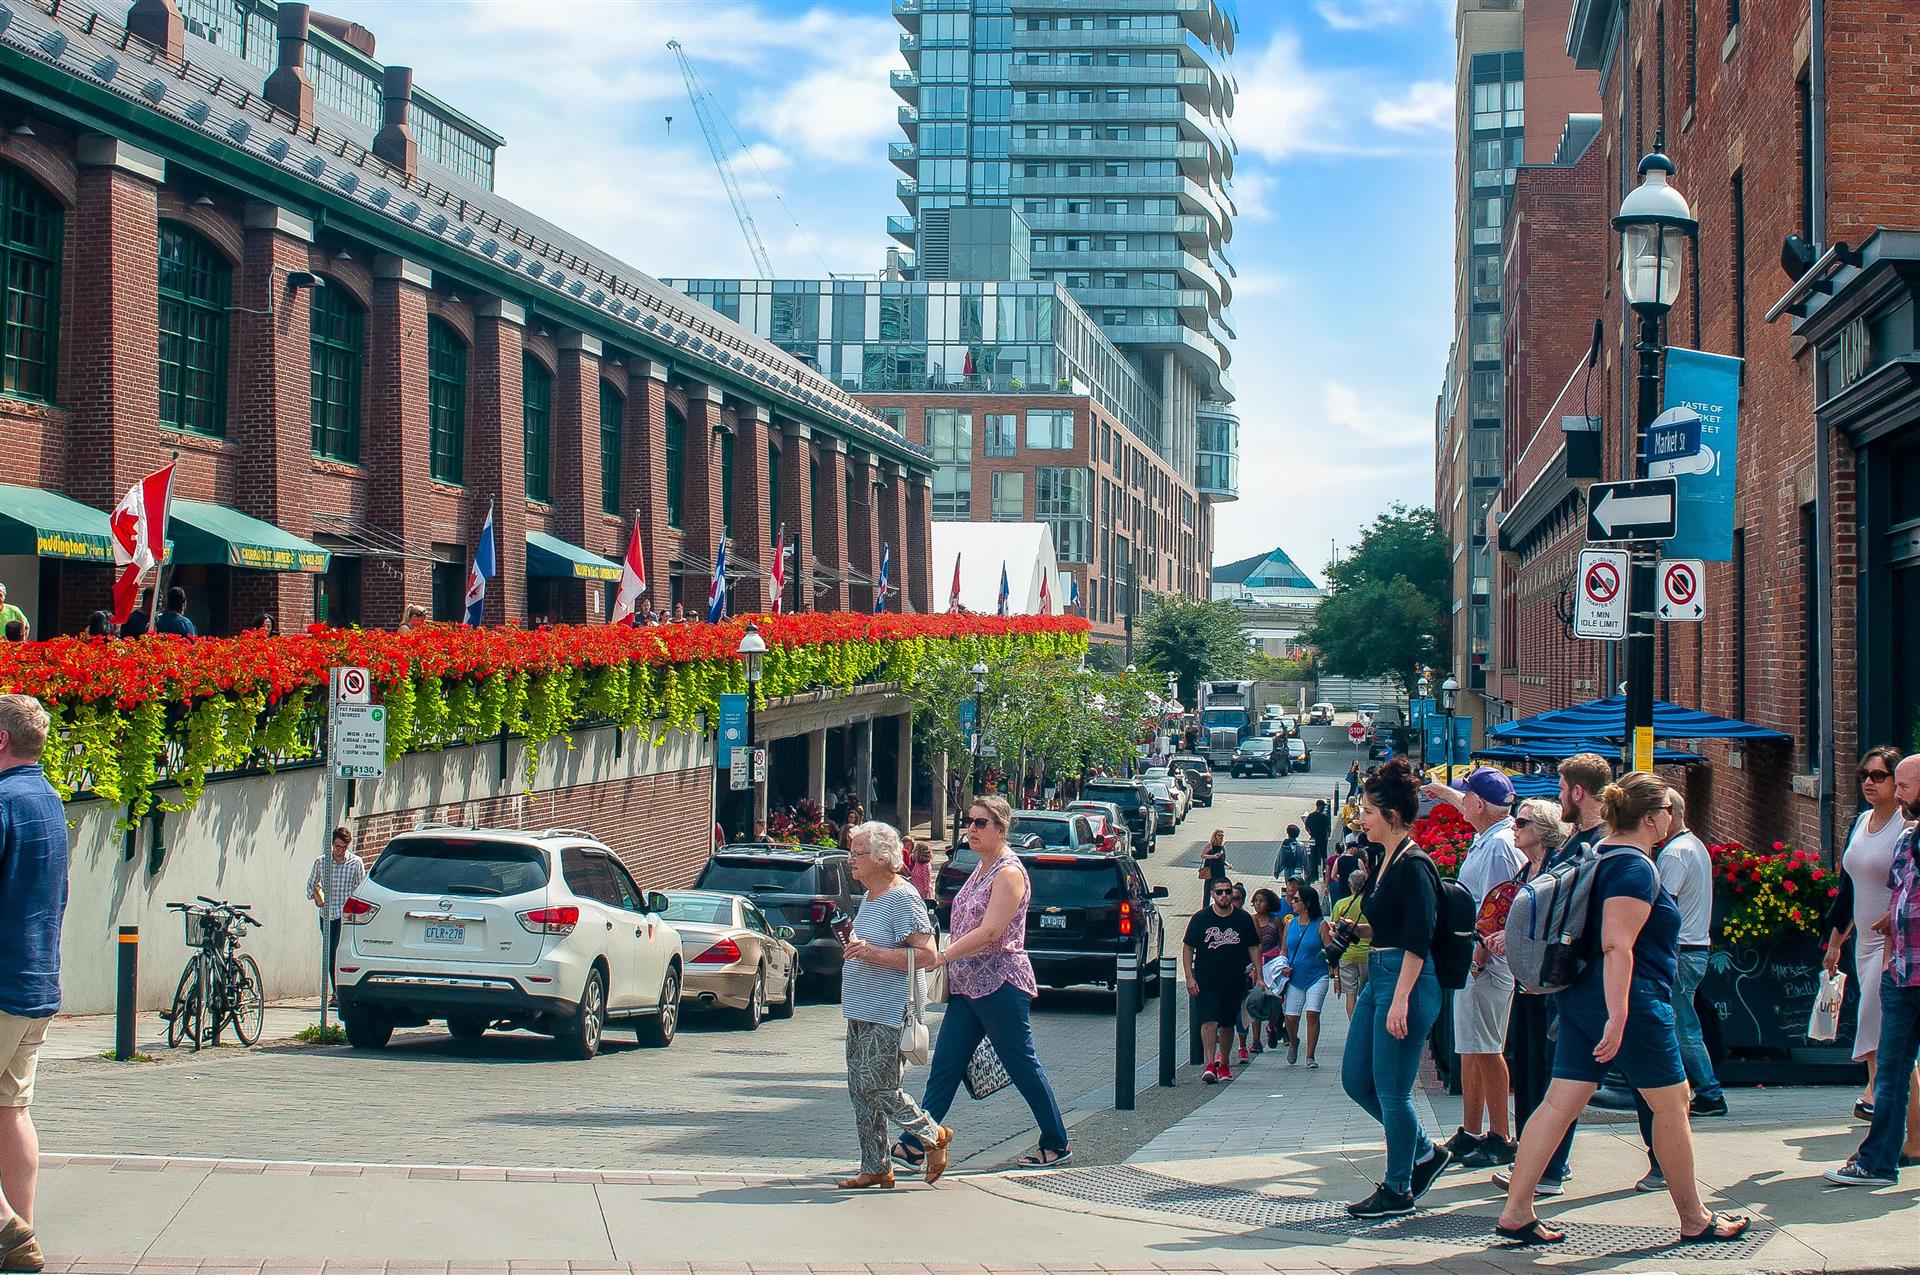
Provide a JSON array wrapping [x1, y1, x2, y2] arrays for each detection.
[[1402, 847, 1476, 990]]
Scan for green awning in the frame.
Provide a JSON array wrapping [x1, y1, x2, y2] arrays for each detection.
[[170, 499, 331, 573], [526, 531, 621, 581], [0, 484, 118, 562]]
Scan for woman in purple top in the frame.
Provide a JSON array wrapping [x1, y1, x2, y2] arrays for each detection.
[[894, 795, 1070, 1171]]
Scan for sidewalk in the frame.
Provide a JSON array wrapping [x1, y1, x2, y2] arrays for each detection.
[[40, 997, 327, 1062]]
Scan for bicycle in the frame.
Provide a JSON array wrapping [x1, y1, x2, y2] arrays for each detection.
[[162, 896, 266, 1049]]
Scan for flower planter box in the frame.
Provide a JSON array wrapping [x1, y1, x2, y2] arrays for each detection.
[[1698, 931, 1865, 1087]]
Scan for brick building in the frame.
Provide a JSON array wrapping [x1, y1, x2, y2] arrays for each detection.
[[0, 0, 933, 639], [1489, 0, 1920, 856]]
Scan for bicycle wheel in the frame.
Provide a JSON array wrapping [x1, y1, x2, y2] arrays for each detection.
[[229, 954, 266, 1045], [166, 956, 204, 1051], [207, 957, 226, 1046]]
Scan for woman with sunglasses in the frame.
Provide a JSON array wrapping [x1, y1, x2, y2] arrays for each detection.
[[895, 796, 1071, 1171], [1826, 745, 1915, 1121]]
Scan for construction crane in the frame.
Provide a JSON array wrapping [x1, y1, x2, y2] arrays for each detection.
[[667, 39, 773, 279]]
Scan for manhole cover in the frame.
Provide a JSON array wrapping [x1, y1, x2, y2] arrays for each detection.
[[1018, 1166, 1768, 1261]]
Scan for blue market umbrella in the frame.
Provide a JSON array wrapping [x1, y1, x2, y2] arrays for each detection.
[[1488, 696, 1790, 744]]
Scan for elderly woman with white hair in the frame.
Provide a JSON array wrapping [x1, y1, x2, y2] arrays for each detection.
[[835, 820, 953, 1189]]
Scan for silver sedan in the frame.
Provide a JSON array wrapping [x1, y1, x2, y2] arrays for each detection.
[[660, 891, 800, 1030]]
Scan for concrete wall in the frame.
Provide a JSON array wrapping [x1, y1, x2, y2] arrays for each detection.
[[58, 721, 712, 1015]]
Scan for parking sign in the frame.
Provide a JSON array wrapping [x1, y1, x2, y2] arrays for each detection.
[[1573, 548, 1629, 640]]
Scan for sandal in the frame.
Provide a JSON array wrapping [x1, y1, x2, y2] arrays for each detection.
[[889, 1140, 925, 1170], [1680, 1213, 1750, 1244], [1015, 1147, 1073, 1169], [1494, 1219, 1566, 1247]]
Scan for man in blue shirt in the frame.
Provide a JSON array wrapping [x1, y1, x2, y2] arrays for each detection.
[[0, 694, 69, 1272], [154, 586, 197, 637]]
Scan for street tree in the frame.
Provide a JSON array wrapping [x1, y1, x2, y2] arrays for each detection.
[[1134, 594, 1249, 705], [1305, 504, 1450, 696]]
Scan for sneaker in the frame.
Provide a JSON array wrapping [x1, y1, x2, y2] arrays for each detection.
[[1409, 1143, 1452, 1201], [1824, 1161, 1896, 1187], [1201, 1064, 1220, 1085], [1461, 1135, 1517, 1169], [1690, 1094, 1729, 1118], [1444, 1127, 1484, 1160], [1347, 1183, 1416, 1218], [1307, 1057, 1320, 1069], [1216, 1061, 1234, 1082], [1493, 1169, 1567, 1198], [1288, 1037, 1300, 1065], [1634, 1170, 1667, 1193], [1238, 1045, 1249, 1064]]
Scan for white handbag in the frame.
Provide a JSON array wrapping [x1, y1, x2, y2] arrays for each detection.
[[902, 948, 933, 1066]]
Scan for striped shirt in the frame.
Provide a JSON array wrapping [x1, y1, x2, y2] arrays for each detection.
[[307, 852, 368, 921], [841, 881, 932, 1028]]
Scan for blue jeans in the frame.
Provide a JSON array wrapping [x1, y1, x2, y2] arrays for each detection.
[[1341, 949, 1440, 1193], [1857, 974, 1920, 1177], [1673, 948, 1722, 1102], [907, 982, 1069, 1154]]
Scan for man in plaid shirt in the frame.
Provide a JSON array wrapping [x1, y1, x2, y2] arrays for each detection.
[[1828, 753, 1920, 1186], [307, 826, 367, 1007]]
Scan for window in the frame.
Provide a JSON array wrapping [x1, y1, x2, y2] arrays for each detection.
[[1732, 170, 1747, 358], [600, 382, 623, 516], [426, 320, 467, 483], [157, 224, 229, 436], [1472, 254, 1502, 303], [1732, 528, 1746, 716], [1036, 467, 1090, 563], [719, 428, 735, 535], [1687, 0, 1699, 107], [1655, 8, 1667, 136], [522, 355, 552, 502], [991, 471, 1023, 521], [664, 406, 685, 528], [310, 283, 362, 461], [1802, 503, 1818, 760], [984, 413, 1018, 457], [768, 447, 780, 539], [928, 408, 971, 519], [1026, 408, 1073, 450], [0, 165, 59, 403]]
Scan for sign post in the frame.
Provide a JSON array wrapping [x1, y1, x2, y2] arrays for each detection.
[[321, 668, 383, 1032], [1573, 548, 1630, 640]]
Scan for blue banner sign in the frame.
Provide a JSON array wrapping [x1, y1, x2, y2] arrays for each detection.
[[1424, 714, 1471, 765], [1410, 697, 1434, 731], [957, 699, 977, 749], [1659, 347, 1743, 561], [717, 693, 748, 769]]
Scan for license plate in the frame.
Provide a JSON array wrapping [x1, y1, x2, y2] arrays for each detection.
[[1040, 914, 1067, 929], [424, 923, 465, 944]]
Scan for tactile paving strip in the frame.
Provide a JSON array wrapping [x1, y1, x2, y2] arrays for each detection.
[[1016, 1165, 1769, 1261]]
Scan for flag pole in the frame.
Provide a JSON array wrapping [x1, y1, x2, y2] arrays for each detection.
[[150, 448, 181, 623]]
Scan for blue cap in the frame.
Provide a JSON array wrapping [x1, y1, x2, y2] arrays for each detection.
[[1454, 767, 1515, 806]]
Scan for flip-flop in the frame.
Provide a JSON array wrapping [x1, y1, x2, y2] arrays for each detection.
[[1680, 1213, 1750, 1244], [1494, 1219, 1566, 1247], [1015, 1147, 1073, 1169]]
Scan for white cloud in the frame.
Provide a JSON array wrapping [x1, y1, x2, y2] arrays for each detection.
[[1230, 170, 1276, 221], [1233, 33, 1346, 161], [1315, 0, 1453, 32], [1372, 80, 1454, 134]]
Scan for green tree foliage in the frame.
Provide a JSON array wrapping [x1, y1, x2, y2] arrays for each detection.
[[1134, 594, 1249, 705], [1305, 505, 1449, 695]]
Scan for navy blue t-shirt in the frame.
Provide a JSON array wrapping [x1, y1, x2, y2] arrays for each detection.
[[1572, 846, 1681, 999], [0, 762, 71, 1017]]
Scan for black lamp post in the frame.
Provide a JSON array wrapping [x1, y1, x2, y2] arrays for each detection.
[[970, 659, 988, 790], [1440, 673, 1459, 784], [1417, 673, 1431, 769], [1612, 147, 1695, 771], [738, 622, 766, 830]]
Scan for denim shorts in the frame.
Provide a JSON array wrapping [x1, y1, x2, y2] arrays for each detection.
[[1551, 980, 1685, 1088]]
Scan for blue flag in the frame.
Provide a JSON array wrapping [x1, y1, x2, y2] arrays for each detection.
[[463, 502, 496, 626], [706, 539, 728, 623], [996, 561, 1010, 617], [874, 543, 891, 614], [1067, 574, 1081, 612]]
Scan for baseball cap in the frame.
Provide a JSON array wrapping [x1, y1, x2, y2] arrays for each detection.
[[1454, 767, 1515, 806]]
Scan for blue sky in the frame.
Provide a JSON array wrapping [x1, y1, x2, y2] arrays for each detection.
[[325, 0, 1459, 582]]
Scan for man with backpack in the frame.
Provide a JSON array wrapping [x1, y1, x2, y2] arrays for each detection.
[[1425, 769, 1527, 1169]]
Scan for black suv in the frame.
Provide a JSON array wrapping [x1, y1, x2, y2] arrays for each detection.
[[693, 844, 859, 996], [1168, 754, 1215, 807], [937, 845, 1168, 1005], [1077, 778, 1158, 854], [1231, 736, 1283, 777]]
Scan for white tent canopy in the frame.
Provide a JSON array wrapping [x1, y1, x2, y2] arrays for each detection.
[[931, 522, 1063, 615]]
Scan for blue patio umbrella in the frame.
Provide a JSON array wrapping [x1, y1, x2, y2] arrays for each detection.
[[1488, 696, 1790, 744]]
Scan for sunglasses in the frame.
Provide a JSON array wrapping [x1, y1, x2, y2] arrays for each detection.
[[1512, 817, 1532, 829], [967, 816, 996, 829], [1861, 769, 1893, 783], [1211, 888, 1234, 897]]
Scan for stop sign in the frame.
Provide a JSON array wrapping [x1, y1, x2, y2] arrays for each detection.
[[1348, 722, 1366, 743]]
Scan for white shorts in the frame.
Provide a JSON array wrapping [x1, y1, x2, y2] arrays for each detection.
[[1283, 978, 1330, 1016], [0, 1012, 49, 1107], [1453, 961, 1516, 1054]]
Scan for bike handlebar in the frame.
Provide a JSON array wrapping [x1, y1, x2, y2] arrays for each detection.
[[173, 898, 260, 925]]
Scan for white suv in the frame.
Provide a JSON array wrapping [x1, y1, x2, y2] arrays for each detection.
[[336, 826, 684, 1059]]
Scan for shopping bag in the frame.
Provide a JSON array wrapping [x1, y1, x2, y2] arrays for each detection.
[[1807, 969, 1847, 1042]]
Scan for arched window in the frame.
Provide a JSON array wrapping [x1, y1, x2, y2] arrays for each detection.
[[719, 428, 735, 535], [599, 382, 623, 516], [157, 223, 231, 435], [310, 283, 362, 461], [0, 164, 61, 403], [522, 354, 551, 502], [426, 318, 466, 484], [664, 405, 685, 528]]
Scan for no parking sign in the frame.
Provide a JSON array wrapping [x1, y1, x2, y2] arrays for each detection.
[[1656, 559, 1706, 621], [1573, 548, 1629, 640]]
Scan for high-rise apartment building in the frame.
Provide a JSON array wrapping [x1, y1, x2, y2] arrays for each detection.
[[888, 0, 1241, 507]]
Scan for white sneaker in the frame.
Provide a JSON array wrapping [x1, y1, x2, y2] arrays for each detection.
[[1493, 1168, 1567, 1198]]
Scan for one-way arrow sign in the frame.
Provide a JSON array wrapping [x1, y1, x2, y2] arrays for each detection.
[[1587, 477, 1678, 543]]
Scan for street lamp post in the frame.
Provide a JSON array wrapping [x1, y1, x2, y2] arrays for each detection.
[[970, 659, 988, 794], [738, 623, 767, 832], [1416, 673, 1431, 770], [1440, 674, 1459, 784], [1612, 146, 1695, 771]]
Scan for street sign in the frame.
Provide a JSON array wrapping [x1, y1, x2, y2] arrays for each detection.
[[728, 746, 766, 790], [1587, 477, 1678, 543], [1573, 548, 1629, 640], [1656, 558, 1706, 621], [333, 666, 371, 705], [334, 703, 387, 778], [1645, 406, 1713, 478], [1348, 722, 1366, 743], [716, 693, 747, 769]]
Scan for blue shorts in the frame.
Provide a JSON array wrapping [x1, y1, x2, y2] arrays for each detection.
[[1551, 980, 1685, 1089]]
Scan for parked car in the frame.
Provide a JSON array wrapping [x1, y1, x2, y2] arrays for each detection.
[[1167, 754, 1214, 807], [1142, 767, 1191, 821], [1286, 736, 1313, 772], [1141, 774, 1180, 831], [1231, 736, 1282, 778], [337, 826, 684, 1058], [1009, 810, 1102, 852], [659, 891, 799, 1029], [938, 844, 1169, 1003], [692, 844, 860, 997], [1063, 800, 1128, 853], [1309, 702, 1336, 725], [1077, 778, 1157, 855]]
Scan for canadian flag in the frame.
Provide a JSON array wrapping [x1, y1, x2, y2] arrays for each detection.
[[610, 519, 647, 625], [109, 463, 175, 623], [771, 526, 791, 616], [1038, 569, 1054, 616], [949, 552, 962, 611]]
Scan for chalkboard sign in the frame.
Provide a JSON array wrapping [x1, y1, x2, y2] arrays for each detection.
[[1700, 935, 1857, 1055]]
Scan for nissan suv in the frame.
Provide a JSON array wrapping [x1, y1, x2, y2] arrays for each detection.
[[1077, 778, 1157, 855], [336, 827, 685, 1059]]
